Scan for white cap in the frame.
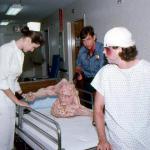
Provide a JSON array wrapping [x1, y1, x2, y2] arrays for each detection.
[[27, 22, 41, 32], [104, 27, 135, 48]]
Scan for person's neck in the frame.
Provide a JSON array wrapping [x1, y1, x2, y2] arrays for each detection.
[[15, 38, 24, 50], [118, 59, 139, 69], [88, 43, 96, 56]]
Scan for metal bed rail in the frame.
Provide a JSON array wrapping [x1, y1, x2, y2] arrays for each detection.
[[16, 89, 96, 150], [15, 125, 46, 150], [16, 106, 62, 150], [77, 88, 94, 109]]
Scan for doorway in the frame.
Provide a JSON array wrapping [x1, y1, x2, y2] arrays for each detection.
[[71, 19, 84, 74], [67, 19, 84, 80]]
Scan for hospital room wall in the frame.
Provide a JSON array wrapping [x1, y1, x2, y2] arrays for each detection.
[[47, 0, 150, 77], [0, 26, 20, 46]]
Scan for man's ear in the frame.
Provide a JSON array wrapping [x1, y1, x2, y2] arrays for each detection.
[[118, 47, 122, 53], [93, 35, 96, 41]]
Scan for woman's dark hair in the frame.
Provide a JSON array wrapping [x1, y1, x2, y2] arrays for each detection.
[[21, 26, 44, 46], [119, 45, 138, 61], [80, 26, 95, 40]]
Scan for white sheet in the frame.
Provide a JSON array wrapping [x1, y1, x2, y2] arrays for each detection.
[[16, 108, 98, 150]]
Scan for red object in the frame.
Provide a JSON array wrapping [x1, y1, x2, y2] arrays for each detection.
[[104, 47, 113, 56], [89, 44, 96, 53], [59, 9, 64, 32]]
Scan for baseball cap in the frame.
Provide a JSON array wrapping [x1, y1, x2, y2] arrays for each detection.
[[104, 27, 135, 48]]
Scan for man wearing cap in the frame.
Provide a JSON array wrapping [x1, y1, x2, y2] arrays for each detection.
[[91, 27, 150, 150]]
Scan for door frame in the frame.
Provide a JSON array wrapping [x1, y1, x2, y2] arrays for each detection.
[[67, 16, 86, 81]]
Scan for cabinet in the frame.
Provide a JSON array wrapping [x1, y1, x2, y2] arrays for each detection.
[[20, 79, 58, 93]]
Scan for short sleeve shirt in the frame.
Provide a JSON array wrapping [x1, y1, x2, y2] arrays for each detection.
[[91, 60, 150, 149], [76, 42, 104, 78]]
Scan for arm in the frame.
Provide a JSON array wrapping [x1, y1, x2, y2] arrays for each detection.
[[94, 91, 112, 150], [75, 47, 83, 72], [75, 47, 85, 81], [34, 79, 68, 97], [0, 45, 28, 107], [23, 86, 57, 101], [34, 86, 57, 97], [100, 43, 105, 67], [76, 105, 92, 116], [24, 79, 68, 100], [3, 89, 29, 107], [74, 67, 84, 81]]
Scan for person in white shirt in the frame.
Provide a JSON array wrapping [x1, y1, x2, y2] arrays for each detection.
[[91, 27, 150, 150], [0, 25, 44, 150]]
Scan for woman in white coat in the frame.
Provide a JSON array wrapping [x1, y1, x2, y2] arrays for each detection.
[[0, 25, 44, 150]]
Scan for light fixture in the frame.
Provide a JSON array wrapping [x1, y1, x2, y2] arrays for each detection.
[[0, 21, 9, 26], [117, 0, 122, 4], [6, 4, 23, 16], [27, 22, 41, 32]]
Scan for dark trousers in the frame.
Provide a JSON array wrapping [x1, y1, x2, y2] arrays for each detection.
[[75, 77, 95, 92], [84, 77, 95, 93]]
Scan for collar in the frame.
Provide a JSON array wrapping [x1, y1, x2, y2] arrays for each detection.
[[88, 44, 96, 56], [89, 44, 96, 53]]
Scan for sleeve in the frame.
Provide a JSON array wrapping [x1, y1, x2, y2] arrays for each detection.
[[14, 79, 21, 92], [0, 45, 11, 90], [98, 43, 105, 68], [91, 67, 106, 96], [76, 46, 84, 66]]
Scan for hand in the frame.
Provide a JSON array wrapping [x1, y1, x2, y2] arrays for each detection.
[[17, 90, 23, 94], [16, 100, 30, 107], [22, 92, 36, 101], [73, 72, 83, 81], [77, 73, 83, 80], [97, 141, 112, 150]]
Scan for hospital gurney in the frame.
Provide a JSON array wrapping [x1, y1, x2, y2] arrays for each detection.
[[15, 90, 98, 150]]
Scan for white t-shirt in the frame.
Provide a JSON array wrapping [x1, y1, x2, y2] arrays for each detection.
[[91, 60, 150, 150]]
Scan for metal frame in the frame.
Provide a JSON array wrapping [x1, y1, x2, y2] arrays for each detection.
[[77, 88, 94, 109], [16, 89, 96, 150], [16, 106, 61, 150]]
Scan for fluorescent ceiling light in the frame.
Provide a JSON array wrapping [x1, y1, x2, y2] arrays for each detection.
[[0, 21, 9, 26], [27, 22, 41, 31], [6, 4, 23, 16]]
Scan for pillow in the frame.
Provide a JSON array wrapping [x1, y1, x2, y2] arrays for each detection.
[[29, 96, 57, 109]]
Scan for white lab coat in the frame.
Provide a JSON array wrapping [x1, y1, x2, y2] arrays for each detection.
[[0, 40, 24, 150]]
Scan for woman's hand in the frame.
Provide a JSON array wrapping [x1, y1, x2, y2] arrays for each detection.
[[16, 100, 29, 107]]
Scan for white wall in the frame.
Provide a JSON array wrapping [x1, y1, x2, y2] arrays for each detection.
[[48, 0, 150, 68], [46, 15, 60, 64]]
